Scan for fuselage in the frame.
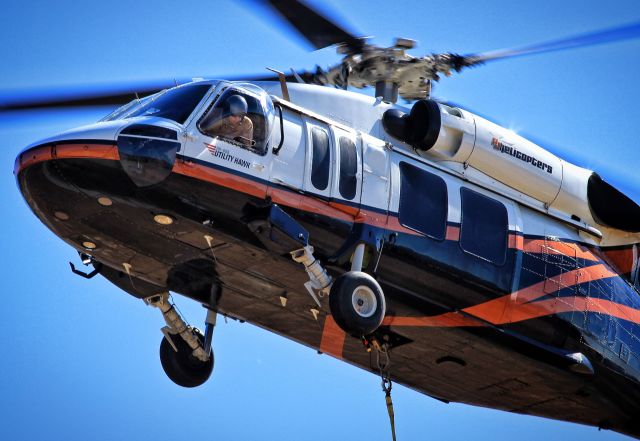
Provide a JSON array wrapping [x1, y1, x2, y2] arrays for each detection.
[[14, 80, 640, 437]]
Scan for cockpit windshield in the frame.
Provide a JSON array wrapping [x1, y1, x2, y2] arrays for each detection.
[[100, 93, 159, 122], [123, 83, 212, 124]]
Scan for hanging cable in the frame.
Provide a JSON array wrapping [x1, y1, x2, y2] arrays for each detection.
[[376, 344, 397, 441]]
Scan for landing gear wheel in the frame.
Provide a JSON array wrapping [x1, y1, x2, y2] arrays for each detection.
[[329, 271, 386, 337], [160, 329, 214, 388]]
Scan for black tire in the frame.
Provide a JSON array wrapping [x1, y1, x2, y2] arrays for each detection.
[[329, 271, 386, 337], [159, 329, 214, 388]]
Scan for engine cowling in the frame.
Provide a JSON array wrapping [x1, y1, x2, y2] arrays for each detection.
[[382, 99, 475, 157], [382, 100, 597, 229]]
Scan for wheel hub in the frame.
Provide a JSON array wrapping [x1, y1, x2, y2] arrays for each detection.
[[352, 286, 377, 318]]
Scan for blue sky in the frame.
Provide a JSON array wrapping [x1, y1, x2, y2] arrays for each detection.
[[1, 1, 639, 440]]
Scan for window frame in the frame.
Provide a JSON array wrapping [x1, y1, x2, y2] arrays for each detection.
[[398, 161, 448, 241], [338, 135, 358, 200], [195, 86, 272, 157], [459, 187, 509, 266], [310, 126, 331, 191]]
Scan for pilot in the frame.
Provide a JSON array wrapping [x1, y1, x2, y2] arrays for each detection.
[[209, 95, 254, 146]]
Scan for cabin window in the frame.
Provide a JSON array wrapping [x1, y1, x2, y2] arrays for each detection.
[[398, 162, 447, 240], [339, 136, 357, 200], [311, 127, 330, 190], [460, 188, 508, 265]]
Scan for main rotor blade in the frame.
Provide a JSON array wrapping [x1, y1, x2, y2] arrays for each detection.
[[464, 20, 640, 66], [257, 0, 364, 51], [1, 90, 159, 112], [0, 74, 279, 112], [0, 80, 180, 112]]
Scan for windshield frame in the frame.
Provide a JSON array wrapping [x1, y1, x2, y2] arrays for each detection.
[[99, 92, 161, 122], [195, 83, 276, 156]]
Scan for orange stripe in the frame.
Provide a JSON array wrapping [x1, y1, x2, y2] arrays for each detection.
[[15, 143, 120, 176], [319, 316, 346, 358], [295, 192, 354, 222], [385, 216, 422, 236], [16, 145, 53, 173], [498, 296, 640, 325], [522, 239, 599, 262], [380, 264, 623, 330], [380, 292, 640, 329], [174, 159, 267, 199], [463, 264, 618, 324], [446, 226, 460, 241], [269, 186, 303, 210], [55, 143, 120, 160], [586, 298, 640, 324], [12, 144, 519, 245], [601, 248, 635, 274], [355, 209, 388, 229], [508, 233, 524, 250], [329, 201, 359, 217]]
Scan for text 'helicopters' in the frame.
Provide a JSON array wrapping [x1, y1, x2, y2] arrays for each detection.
[[8, 0, 640, 438]]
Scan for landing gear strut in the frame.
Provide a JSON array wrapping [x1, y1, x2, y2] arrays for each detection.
[[145, 292, 214, 388]]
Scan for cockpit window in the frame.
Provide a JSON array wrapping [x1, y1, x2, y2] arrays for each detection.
[[125, 83, 212, 124], [198, 85, 275, 156], [100, 93, 159, 122]]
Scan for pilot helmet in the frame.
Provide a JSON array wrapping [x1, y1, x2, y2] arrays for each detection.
[[227, 95, 248, 116]]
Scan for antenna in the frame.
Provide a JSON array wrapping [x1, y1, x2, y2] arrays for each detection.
[[266, 67, 291, 102]]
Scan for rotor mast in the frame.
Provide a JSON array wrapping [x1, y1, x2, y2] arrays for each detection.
[[314, 39, 470, 103]]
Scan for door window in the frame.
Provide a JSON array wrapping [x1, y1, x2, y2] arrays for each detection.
[[460, 188, 508, 265], [398, 162, 448, 240], [311, 127, 330, 190], [339, 136, 357, 200]]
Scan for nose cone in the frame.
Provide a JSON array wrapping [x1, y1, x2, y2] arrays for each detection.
[[12, 115, 208, 301], [13, 119, 183, 247], [14, 117, 182, 185], [13, 119, 129, 179]]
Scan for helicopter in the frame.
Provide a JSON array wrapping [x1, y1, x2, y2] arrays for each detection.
[[7, 0, 640, 439]]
